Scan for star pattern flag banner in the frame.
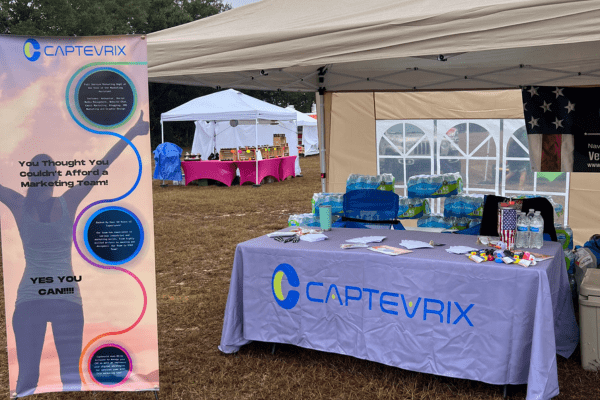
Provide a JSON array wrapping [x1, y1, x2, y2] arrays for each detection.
[[500, 208, 517, 250], [521, 86, 600, 172], [0, 36, 159, 397]]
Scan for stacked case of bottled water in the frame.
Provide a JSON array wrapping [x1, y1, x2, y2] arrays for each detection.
[[312, 193, 344, 216], [346, 173, 395, 192], [417, 214, 472, 230], [443, 194, 485, 231], [443, 194, 485, 218], [555, 223, 574, 251], [397, 197, 431, 219], [406, 172, 463, 199], [288, 213, 340, 227], [288, 213, 321, 227], [417, 214, 452, 229]]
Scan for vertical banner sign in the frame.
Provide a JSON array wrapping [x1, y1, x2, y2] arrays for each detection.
[[0, 36, 159, 397]]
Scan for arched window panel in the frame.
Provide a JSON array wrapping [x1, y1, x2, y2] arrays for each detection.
[[376, 119, 569, 224], [436, 120, 500, 195], [378, 157, 405, 186], [376, 120, 435, 196]]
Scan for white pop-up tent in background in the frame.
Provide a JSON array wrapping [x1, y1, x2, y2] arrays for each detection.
[[286, 104, 319, 157], [160, 89, 301, 178]]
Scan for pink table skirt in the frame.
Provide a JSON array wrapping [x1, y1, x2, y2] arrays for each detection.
[[181, 160, 237, 187], [181, 157, 297, 186], [279, 156, 297, 181], [236, 158, 282, 185]]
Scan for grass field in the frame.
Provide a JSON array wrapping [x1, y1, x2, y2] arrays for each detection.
[[1, 155, 599, 399]]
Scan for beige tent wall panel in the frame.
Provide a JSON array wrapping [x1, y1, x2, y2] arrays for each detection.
[[375, 91, 524, 120], [568, 173, 600, 247], [327, 93, 376, 193]]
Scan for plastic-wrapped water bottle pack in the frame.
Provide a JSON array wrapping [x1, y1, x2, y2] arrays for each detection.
[[555, 223, 574, 250], [346, 173, 395, 192], [417, 214, 451, 229], [467, 217, 483, 230], [288, 213, 321, 227], [288, 213, 340, 227], [565, 250, 576, 274], [417, 214, 475, 230], [398, 197, 431, 219], [443, 194, 485, 218], [312, 193, 344, 216], [407, 172, 463, 199]]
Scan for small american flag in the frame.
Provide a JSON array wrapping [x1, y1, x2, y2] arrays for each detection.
[[501, 208, 517, 250]]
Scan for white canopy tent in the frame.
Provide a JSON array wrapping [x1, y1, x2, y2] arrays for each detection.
[[285, 105, 319, 156], [160, 89, 301, 181], [148, 0, 600, 243], [148, 0, 600, 92]]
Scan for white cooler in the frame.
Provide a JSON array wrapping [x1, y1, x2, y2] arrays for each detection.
[[579, 268, 600, 370]]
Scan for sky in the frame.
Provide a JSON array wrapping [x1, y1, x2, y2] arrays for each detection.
[[226, 0, 262, 8]]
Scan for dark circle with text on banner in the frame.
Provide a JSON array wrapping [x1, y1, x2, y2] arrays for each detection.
[[77, 70, 134, 127], [89, 345, 132, 386], [84, 207, 143, 265]]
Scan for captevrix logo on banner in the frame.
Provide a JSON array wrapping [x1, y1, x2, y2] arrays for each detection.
[[23, 39, 41, 62], [23, 38, 126, 62], [272, 264, 475, 326]]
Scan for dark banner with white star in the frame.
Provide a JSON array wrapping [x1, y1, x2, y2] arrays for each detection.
[[522, 86, 600, 172]]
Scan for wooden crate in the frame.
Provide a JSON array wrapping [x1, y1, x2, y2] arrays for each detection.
[[238, 147, 256, 161], [259, 146, 275, 159], [273, 134, 287, 146], [283, 145, 290, 157], [219, 148, 238, 161]]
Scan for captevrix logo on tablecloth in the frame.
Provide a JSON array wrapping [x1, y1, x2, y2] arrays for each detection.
[[272, 264, 300, 309], [272, 263, 475, 326]]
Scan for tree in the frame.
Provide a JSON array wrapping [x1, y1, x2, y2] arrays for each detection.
[[0, 0, 231, 36], [1, 0, 316, 149]]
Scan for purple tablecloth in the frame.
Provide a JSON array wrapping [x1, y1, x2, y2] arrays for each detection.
[[236, 158, 282, 185], [279, 156, 297, 181], [219, 228, 579, 400], [181, 160, 237, 186]]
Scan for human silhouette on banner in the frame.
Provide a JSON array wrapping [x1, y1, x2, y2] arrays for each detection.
[[0, 112, 148, 397]]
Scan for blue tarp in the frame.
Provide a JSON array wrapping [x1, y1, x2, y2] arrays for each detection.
[[153, 142, 183, 181]]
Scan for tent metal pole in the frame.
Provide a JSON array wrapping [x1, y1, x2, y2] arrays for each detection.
[[317, 93, 326, 193], [254, 114, 260, 187], [294, 117, 302, 177], [159, 120, 166, 187]]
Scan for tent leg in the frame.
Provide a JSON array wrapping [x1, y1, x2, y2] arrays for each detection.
[[317, 92, 326, 193], [160, 179, 168, 187], [255, 115, 260, 186], [503, 384, 507, 399], [271, 343, 276, 355], [161, 121, 164, 144]]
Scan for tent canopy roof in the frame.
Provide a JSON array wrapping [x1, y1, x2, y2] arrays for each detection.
[[148, 0, 600, 92], [160, 88, 297, 122]]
